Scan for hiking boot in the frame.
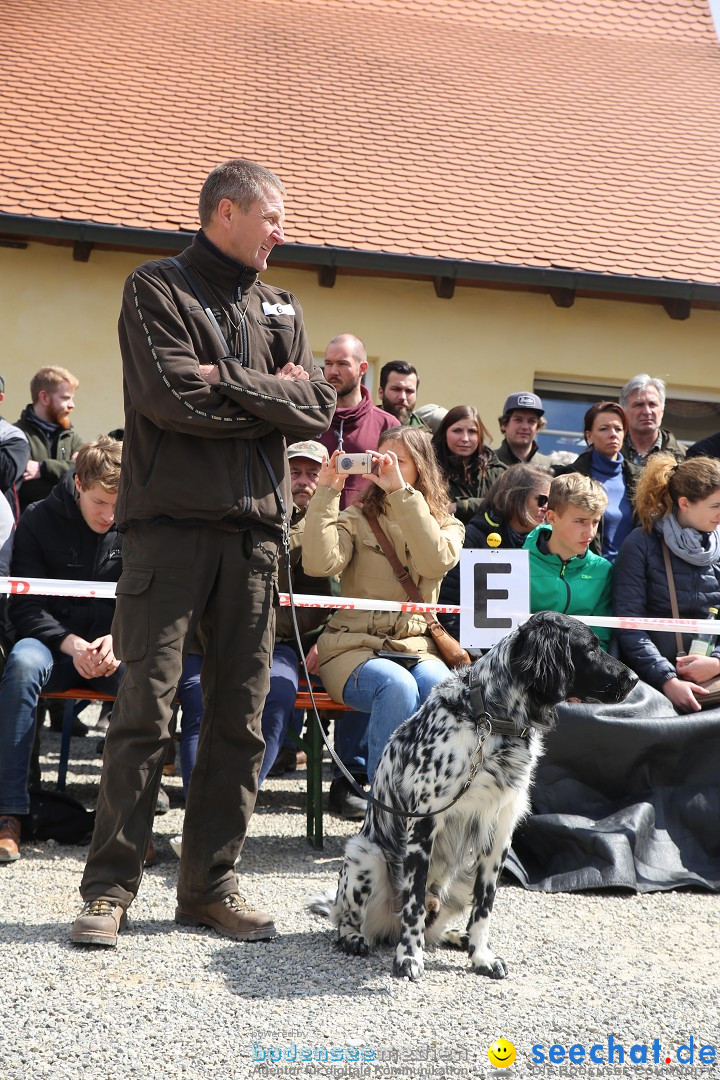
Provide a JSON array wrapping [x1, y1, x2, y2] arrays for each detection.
[[155, 786, 170, 814], [144, 836, 157, 867], [175, 893, 277, 941], [48, 703, 89, 737], [0, 815, 21, 863], [70, 898, 127, 946], [94, 702, 112, 733], [328, 777, 368, 821]]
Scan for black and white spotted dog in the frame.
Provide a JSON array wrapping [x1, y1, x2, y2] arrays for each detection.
[[311, 611, 636, 981]]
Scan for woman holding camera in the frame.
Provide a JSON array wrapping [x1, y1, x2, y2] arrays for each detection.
[[303, 426, 464, 781], [431, 405, 506, 524]]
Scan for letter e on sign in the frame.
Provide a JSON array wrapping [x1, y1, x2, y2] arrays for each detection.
[[459, 549, 530, 649]]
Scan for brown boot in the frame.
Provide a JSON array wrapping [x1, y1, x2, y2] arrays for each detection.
[[175, 893, 277, 941], [144, 836, 157, 867], [69, 898, 128, 947], [0, 816, 21, 862]]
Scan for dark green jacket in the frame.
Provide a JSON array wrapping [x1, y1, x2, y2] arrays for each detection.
[[447, 448, 506, 524], [621, 427, 685, 466], [495, 438, 553, 470], [15, 406, 84, 511]]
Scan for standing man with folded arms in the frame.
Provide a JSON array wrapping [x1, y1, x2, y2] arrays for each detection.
[[71, 159, 336, 947]]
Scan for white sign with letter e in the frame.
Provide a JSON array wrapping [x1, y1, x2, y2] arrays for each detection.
[[459, 549, 530, 649]]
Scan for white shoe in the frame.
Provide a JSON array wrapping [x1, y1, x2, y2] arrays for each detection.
[[170, 835, 182, 858]]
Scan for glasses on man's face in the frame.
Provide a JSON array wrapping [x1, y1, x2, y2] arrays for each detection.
[[535, 493, 549, 508]]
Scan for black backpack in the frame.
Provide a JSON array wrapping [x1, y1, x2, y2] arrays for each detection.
[[22, 790, 95, 844]]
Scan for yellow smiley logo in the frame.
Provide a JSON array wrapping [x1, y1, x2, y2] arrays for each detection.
[[488, 1039, 516, 1068]]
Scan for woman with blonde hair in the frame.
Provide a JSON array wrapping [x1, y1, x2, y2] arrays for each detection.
[[303, 426, 463, 783], [612, 453, 720, 713]]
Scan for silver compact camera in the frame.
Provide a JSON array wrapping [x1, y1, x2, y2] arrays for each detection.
[[336, 452, 375, 475]]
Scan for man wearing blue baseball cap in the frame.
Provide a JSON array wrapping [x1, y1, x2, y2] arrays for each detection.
[[496, 392, 552, 468]]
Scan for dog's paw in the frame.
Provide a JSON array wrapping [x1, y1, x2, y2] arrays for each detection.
[[440, 928, 469, 951], [336, 933, 369, 957], [393, 955, 425, 981], [471, 955, 509, 979]]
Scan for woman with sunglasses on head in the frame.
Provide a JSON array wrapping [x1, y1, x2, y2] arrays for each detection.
[[431, 405, 506, 524], [555, 401, 639, 562], [438, 464, 551, 637]]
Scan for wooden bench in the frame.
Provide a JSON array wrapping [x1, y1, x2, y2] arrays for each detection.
[[41, 682, 352, 850]]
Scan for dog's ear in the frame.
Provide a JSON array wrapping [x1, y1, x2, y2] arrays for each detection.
[[510, 612, 574, 704]]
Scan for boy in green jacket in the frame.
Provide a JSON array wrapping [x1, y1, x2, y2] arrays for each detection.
[[523, 473, 613, 650]]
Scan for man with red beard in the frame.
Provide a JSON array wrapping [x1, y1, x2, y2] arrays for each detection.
[[16, 366, 83, 511]]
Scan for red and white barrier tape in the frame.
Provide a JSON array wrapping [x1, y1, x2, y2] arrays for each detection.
[[0, 577, 718, 635]]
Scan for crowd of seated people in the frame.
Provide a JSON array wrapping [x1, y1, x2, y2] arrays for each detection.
[[2, 355, 720, 895]]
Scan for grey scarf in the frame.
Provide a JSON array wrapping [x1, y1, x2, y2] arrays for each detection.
[[660, 513, 720, 566]]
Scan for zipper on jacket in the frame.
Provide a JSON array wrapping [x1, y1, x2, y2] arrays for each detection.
[[559, 562, 572, 613], [241, 442, 252, 514], [239, 306, 249, 367]]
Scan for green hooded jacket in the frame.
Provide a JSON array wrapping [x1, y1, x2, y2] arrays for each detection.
[[523, 524, 613, 649]]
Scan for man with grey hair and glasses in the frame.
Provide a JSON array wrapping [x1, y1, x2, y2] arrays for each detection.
[[619, 374, 685, 467]]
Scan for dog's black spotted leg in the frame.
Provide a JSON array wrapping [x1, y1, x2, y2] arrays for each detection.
[[466, 811, 516, 979], [393, 817, 435, 981], [333, 849, 372, 957]]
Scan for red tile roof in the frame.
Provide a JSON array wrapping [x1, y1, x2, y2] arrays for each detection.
[[1, 0, 720, 284]]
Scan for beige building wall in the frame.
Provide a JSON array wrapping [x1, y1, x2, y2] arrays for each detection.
[[1, 242, 718, 444]]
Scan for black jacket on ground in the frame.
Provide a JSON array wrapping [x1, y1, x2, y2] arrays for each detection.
[[7, 474, 122, 654], [612, 524, 720, 689]]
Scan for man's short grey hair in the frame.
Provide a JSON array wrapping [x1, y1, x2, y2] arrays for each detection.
[[620, 374, 667, 409], [198, 159, 285, 227]]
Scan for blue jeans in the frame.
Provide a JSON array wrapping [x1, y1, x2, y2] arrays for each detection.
[[0, 637, 124, 815], [259, 643, 301, 786], [177, 644, 304, 791], [332, 709, 369, 782], [176, 653, 203, 800], [342, 657, 449, 780]]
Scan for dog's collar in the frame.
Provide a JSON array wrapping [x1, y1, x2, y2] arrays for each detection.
[[468, 665, 530, 739]]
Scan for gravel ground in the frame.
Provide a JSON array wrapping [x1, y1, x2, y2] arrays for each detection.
[[1, 708, 719, 1080]]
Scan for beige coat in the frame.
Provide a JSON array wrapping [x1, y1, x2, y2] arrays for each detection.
[[302, 484, 464, 701]]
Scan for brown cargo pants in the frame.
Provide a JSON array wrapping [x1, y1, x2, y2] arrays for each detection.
[[79, 520, 278, 909]]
